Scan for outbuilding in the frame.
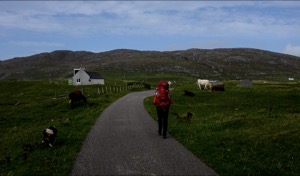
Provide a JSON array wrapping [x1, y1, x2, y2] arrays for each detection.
[[239, 79, 253, 87]]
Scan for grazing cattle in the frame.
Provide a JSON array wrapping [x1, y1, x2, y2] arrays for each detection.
[[211, 84, 225, 91], [69, 90, 87, 109], [184, 90, 195, 97], [42, 126, 58, 147], [197, 79, 211, 89]]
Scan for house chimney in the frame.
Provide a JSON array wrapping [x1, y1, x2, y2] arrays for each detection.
[[80, 64, 86, 71]]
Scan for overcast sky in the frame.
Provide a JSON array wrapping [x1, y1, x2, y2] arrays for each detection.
[[1, 1, 300, 60]]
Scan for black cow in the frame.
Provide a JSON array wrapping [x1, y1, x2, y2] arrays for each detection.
[[69, 90, 87, 109], [183, 90, 195, 97], [42, 126, 58, 147]]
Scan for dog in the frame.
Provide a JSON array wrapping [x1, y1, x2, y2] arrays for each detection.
[[173, 111, 194, 122]]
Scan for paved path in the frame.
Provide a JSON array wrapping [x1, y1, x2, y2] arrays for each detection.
[[70, 90, 218, 175]]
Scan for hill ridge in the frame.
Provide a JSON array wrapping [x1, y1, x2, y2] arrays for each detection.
[[1, 48, 300, 80]]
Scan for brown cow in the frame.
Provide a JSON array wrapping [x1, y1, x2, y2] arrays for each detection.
[[211, 84, 225, 91], [69, 90, 87, 109]]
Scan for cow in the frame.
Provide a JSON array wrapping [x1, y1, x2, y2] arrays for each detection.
[[197, 79, 211, 89], [69, 90, 87, 109], [184, 90, 195, 97], [42, 126, 58, 147], [211, 84, 225, 91]]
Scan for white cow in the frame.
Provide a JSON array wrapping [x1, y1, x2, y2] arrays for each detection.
[[197, 79, 211, 89]]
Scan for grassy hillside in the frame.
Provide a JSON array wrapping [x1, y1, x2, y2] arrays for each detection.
[[1, 48, 300, 81], [145, 80, 300, 175]]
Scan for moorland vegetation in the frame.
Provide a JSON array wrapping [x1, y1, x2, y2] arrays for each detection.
[[1, 48, 300, 81]]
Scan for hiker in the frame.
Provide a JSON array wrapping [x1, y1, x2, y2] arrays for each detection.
[[153, 80, 172, 139]]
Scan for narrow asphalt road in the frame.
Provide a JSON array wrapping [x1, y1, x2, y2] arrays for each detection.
[[70, 90, 218, 175]]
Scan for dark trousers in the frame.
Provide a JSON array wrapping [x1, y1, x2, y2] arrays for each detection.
[[156, 106, 169, 137]]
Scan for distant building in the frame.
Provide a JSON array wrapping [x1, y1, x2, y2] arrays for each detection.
[[240, 80, 253, 87], [288, 78, 294, 81], [71, 66, 104, 85]]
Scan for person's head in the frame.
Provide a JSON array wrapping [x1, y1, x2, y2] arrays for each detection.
[[162, 83, 169, 90], [157, 80, 169, 91]]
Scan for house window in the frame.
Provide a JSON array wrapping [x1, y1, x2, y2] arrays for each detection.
[[76, 79, 81, 83]]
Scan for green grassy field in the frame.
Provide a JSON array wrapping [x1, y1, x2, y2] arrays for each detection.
[[0, 71, 299, 175], [145, 80, 300, 175], [0, 78, 146, 175]]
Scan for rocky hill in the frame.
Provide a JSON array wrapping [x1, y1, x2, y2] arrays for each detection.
[[1, 48, 300, 80]]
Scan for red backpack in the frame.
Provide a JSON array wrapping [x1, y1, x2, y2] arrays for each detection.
[[153, 80, 172, 107]]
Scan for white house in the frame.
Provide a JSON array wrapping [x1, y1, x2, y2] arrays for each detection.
[[288, 78, 294, 81], [71, 66, 104, 85]]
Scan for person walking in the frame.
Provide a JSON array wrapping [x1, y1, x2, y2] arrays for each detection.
[[153, 80, 172, 139]]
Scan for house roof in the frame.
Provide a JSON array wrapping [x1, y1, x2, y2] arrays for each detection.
[[86, 71, 103, 79]]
